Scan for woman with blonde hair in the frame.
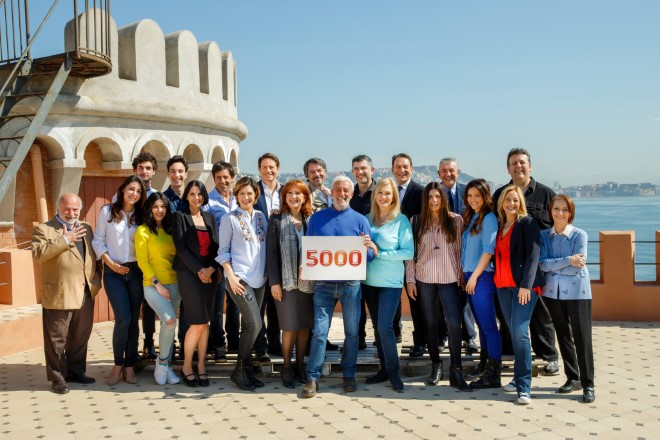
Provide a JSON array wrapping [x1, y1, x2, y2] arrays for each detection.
[[494, 184, 544, 405], [362, 178, 414, 392]]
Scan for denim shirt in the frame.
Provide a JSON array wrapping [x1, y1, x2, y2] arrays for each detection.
[[539, 225, 592, 300], [461, 212, 498, 273]]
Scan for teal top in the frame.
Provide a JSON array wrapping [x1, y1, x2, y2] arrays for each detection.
[[364, 213, 414, 288]]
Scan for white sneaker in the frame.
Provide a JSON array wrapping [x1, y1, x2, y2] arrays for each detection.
[[154, 362, 168, 385], [503, 379, 516, 392], [166, 367, 181, 384], [517, 392, 531, 405]]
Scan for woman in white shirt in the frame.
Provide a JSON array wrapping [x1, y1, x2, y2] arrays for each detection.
[[92, 175, 146, 386], [217, 177, 268, 391]]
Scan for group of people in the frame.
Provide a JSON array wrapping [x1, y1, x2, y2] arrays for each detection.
[[32, 147, 595, 405]]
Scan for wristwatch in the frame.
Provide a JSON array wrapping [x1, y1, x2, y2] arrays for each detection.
[[152, 279, 160, 286]]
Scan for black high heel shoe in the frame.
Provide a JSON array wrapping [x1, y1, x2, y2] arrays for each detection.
[[280, 365, 296, 389], [181, 370, 198, 387], [197, 369, 210, 387]]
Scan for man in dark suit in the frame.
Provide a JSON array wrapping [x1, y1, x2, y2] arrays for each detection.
[[438, 157, 479, 354], [253, 153, 283, 360], [32, 193, 102, 394], [492, 147, 559, 378], [391, 153, 426, 357]]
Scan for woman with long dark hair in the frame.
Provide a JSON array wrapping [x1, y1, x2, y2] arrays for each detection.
[[405, 182, 470, 391], [494, 184, 544, 405], [266, 179, 314, 389], [362, 178, 414, 392], [540, 194, 595, 403], [461, 179, 502, 389], [217, 177, 268, 391], [172, 180, 220, 387], [135, 192, 181, 385], [93, 175, 146, 386]]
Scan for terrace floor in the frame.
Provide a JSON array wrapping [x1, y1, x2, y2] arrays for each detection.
[[0, 317, 658, 440]]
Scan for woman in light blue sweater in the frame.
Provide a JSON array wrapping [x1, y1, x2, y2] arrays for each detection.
[[539, 194, 594, 403], [362, 178, 414, 392]]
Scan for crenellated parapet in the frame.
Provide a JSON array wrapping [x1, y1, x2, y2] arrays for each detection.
[[0, 9, 247, 212]]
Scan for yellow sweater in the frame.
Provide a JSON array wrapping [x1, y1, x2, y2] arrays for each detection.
[[135, 224, 177, 286]]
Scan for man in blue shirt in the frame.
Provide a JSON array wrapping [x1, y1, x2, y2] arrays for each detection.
[[303, 176, 376, 398], [163, 155, 188, 213], [203, 161, 239, 362]]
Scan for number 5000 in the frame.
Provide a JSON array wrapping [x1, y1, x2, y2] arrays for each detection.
[[306, 250, 362, 267]]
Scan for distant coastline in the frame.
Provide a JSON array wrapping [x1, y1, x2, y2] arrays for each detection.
[[245, 165, 660, 199]]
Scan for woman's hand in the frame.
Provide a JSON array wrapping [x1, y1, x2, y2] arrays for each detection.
[[361, 232, 379, 257], [106, 259, 129, 275], [518, 287, 532, 305], [198, 267, 215, 284], [465, 275, 478, 295], [271, 284, 283, 302], [406, 282, 417, 300], [227, 274, 246, 295], [569, 253, 586, 268], [155, 284, 171, 301]]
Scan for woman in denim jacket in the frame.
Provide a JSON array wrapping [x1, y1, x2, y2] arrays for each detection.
[[539, 194, 595, 404]]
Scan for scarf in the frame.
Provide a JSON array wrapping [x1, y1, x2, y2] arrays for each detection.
[[279, 213, 314, 293]]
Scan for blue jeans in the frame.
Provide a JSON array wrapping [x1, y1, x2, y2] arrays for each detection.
[[307, 281, 361, 381], [417, 281, 464, 367], [465, 271, 502, 360], [227, 282, 265, 360], [143, 283, 181, 361], [103, 264, 144, 367], [497, 287, 538, 395], [362, 284, 401, 378]]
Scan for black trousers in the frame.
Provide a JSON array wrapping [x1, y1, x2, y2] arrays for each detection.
[[545, 297, 595, 388], [254, 282, 281, 353], [42, 290, 94, 382], [496, 294, 558, 361]]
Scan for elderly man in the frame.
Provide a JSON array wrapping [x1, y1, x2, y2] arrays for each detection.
[[32, 193, 101, 394], [303, 176, 376, 398], [492, 147, 560, 379]]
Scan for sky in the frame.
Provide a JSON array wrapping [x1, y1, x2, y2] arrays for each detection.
[[28, 1, 660, 186]]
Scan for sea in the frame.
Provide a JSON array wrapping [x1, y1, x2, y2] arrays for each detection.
[[574, 196, 660, 281]]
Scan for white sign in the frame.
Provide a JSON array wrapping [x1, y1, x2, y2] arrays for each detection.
[[301, 236, 367, 281]]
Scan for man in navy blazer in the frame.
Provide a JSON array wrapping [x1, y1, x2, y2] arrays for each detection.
[[253, 153, 283, 360], [391, 153, 426, 357], [438, 157, 479, 354]]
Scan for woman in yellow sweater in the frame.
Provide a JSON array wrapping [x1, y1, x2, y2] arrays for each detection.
[[135, 192, 181, 385]]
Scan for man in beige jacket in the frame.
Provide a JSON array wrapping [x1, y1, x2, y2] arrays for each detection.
[[32, 193, 101, 394]]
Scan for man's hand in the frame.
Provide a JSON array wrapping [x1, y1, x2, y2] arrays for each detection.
[[64, 225, 86, 243]]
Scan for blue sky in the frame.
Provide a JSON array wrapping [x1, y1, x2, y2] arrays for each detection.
[[30, 1, 660, 185]]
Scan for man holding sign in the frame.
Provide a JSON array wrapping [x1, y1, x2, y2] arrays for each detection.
[[302, 176, 376, 398]]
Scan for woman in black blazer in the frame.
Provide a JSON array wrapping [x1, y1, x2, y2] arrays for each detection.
[[172, 180, 219, 387], [493, 184, 544, 405]]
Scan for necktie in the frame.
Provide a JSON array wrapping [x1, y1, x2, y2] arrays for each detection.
[[447, 189, 455, 212]]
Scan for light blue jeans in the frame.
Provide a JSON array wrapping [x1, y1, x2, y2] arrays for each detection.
[[144, 283, 181, 362], [307, 281, 361, 382], [497, 287, 538, 395]]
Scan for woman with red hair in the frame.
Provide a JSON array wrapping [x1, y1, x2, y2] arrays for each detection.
[[266, 179, 315, 388]]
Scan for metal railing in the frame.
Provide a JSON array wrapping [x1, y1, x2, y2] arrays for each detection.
[[586, 239, 658, 281], [0, 0, 111, 68], [71, 0, 111, 63]]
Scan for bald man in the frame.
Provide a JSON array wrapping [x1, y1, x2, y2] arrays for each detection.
[[32, 193, 101, 394]]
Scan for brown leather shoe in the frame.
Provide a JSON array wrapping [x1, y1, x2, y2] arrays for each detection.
[[302, 380, 318, 398], [52, 380, 69, 394]]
